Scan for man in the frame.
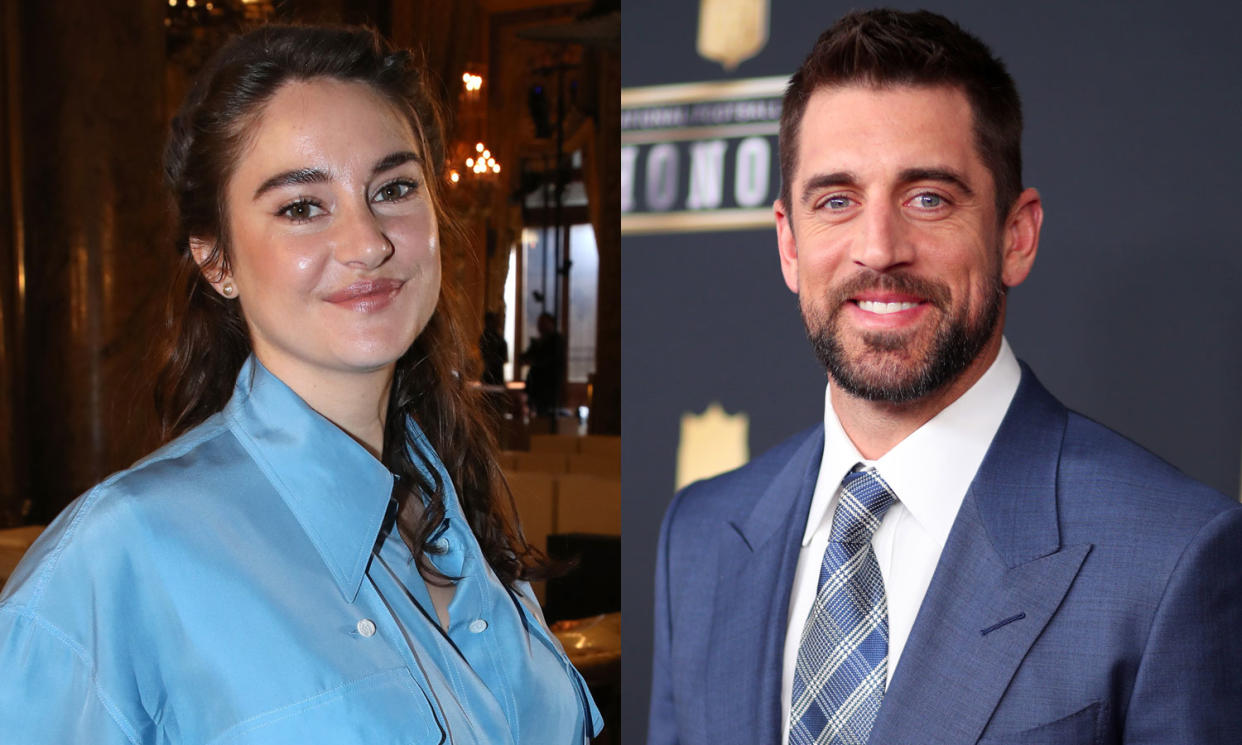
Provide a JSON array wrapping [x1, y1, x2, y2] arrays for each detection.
[[479, 311, 509, 386], [648, 9, 1242, 745], [520, 311, 566, 418]]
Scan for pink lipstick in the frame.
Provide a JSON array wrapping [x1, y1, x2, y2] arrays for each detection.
[[324, 278, 404, 312]]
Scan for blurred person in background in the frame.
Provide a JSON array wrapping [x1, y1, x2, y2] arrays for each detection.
[[520, 311, 566, 418], [480, 310, 509, 386]]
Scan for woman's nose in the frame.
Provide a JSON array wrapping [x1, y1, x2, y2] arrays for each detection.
[[334, 205, 394, 269]]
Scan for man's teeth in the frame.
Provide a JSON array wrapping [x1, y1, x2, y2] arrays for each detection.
[[857, 300, 919, 314]]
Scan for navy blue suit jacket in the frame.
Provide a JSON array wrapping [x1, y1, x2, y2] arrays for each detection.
[[649, 366, 1242, 744]]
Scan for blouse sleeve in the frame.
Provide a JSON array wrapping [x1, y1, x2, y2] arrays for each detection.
[[0, 607, 142, 745]]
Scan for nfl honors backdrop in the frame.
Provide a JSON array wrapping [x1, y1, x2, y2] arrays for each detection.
[[620, 1, 1242, 743]]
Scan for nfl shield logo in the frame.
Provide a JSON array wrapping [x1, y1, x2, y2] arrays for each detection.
[[676, 403, 750, 489], [697, 0, 770, 71]]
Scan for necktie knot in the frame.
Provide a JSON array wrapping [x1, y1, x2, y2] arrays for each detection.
[[830, 466, 897, 546]]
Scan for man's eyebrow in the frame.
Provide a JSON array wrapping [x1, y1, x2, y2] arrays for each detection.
[[252, 168, 330, 200], [899, 167, 975, 197], [799, 171, 858, 206], [798, 167, 977, 206], [373, 150, 421, 176]]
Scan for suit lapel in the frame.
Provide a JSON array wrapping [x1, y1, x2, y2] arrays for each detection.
[[870, 367, 1092, 745], [706, 427, 823, 745], [869, 501, 1090, 744]]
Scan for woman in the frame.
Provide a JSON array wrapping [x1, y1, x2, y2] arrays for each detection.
[[0, 26, 601, 744]]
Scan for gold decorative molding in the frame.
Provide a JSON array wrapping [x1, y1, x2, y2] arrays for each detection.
[[621, 75, 787, 108], [622, 209, 772, 235]]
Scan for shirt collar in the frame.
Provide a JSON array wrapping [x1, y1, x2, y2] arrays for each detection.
[[223, 356, 396, 603], [803, 338, 1022, 547]]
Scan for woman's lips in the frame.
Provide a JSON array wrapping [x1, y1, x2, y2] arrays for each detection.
[[323, 278, 405, 311]]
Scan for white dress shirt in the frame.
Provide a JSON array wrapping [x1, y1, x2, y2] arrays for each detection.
[[779, 339, 1021, 745]]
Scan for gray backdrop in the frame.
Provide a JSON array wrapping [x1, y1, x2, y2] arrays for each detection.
[[621, 2, 1242, 743]]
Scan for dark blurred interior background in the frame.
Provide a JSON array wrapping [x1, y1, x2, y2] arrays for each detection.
[[0, 0, 619, 523]]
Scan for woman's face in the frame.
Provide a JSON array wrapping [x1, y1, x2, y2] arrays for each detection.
[[201, 77, 441, 390]]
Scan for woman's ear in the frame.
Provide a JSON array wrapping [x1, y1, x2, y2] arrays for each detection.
[[189, 237, 238, 299]]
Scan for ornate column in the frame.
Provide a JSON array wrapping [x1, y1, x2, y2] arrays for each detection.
[[18, 1, 169, 522], [588, 40, 620, 436], [0, 0, 24, 526]]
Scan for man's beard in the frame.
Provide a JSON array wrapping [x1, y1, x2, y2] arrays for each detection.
[[802, 270, 1005, 404]]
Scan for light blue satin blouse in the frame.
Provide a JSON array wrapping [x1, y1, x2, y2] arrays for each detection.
[[0, 358, 602, 744]]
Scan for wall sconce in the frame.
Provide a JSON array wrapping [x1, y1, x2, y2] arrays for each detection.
[[465, 142, 501, 176]]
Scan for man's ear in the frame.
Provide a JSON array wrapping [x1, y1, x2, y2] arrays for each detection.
[[1000, 188, 1042, 289], [774, 199, 800, 294], [189, 237, 237, 299]]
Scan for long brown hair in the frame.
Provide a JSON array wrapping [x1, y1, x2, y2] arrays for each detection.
[[157, 25, 540, 586]]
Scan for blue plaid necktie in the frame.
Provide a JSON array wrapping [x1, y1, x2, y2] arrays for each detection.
[[790, 465, 897, 745]]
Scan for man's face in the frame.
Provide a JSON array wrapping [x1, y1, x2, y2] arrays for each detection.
[[775, 84, 1038, 403]]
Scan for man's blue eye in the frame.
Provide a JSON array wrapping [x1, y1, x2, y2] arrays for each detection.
[[825, 196, 850, 210], [914, 193, 943, 208]]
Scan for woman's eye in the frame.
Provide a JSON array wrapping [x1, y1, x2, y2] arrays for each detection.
[[276, 199, 325, 222], [373, 180, 418, 202]]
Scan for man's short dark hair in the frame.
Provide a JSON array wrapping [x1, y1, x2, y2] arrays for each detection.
[[779, 9, 1023, 222]]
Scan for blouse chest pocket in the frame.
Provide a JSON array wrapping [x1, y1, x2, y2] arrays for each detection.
[[209, 668, 446, 745]]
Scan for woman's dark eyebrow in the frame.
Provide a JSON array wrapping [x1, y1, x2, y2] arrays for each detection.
[[252, 168, 329, 200], [251, 152, 420, 201], [372, 151, 421, 176]]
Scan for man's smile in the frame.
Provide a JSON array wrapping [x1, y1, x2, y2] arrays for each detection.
[[855, 300, 921, 314], [841, 289, 934, 329]]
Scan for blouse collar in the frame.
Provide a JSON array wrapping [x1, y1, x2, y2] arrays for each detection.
[[222, 356, 396, 604]]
